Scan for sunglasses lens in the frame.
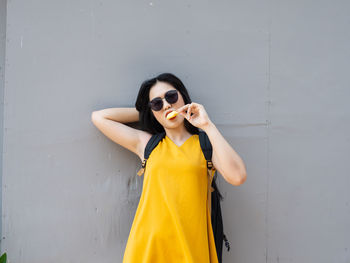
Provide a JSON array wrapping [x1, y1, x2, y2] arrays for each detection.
[[166, 90, 178, 104], [150, 98, 163, 111], [149, 90, 178, 111]]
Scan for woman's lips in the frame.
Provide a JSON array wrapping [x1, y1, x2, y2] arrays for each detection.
[[166, 110, 178, 120], [165, 110, 174, 118]]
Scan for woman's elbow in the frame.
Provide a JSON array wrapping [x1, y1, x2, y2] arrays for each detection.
[[229, 172, 247, 186]]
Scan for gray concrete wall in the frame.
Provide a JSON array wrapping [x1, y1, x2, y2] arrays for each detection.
[[0, 0, 7, 254], [1, 0, 350, 262]]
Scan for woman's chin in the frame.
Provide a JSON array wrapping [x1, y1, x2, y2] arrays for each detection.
[[163, 117, 184, 128]]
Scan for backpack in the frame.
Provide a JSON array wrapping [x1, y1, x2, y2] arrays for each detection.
[[136, 130, 231, 263]]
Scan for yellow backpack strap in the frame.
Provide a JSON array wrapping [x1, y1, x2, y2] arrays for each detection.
[[207, 165, 217, 215], [137, 159, 147, 176], [207, 160, 216, 192], [210, 166, 216, 192]]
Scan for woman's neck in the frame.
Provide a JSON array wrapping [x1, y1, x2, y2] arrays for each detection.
[[164, 125, 192, 143]]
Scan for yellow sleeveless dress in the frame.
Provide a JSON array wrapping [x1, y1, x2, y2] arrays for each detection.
[[122, 134, 218, 263]]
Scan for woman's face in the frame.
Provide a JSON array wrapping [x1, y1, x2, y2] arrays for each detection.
[[149, 81, 186, 128]]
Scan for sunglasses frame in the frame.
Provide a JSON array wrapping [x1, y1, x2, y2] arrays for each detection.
[[148, 89, 179, 111]]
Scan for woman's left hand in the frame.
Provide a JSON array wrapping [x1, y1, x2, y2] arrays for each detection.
[[176, 102, 212, 130]]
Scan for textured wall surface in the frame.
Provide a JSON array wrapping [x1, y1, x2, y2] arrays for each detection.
[[0, 0, 7, 254], [1, 0, 350, 262]]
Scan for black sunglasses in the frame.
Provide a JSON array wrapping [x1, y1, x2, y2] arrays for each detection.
[[148, 89, 179, 111]]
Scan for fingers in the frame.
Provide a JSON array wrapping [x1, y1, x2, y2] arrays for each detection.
[[177, 104, 190, 114], [177, 103, 199, 120], [187, 104, 193, 120]]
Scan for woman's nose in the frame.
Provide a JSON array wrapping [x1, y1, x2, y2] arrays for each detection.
[[162, 98, 172, 109]]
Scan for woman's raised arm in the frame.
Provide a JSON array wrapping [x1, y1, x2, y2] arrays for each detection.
[[91, 107, 151, 161]]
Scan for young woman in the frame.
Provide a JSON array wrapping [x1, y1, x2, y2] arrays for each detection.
[[91, 73, 247, 263]]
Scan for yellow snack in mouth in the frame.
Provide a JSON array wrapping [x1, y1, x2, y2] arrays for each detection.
[[166, 110, 178, 119]]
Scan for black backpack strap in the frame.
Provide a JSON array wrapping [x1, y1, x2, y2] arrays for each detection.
[[198, 131, 224, 197], [198, 130, 230, 262], [198, 131, 218, 193], [137, 132, 166, 176], [198, 131, 214, 170]]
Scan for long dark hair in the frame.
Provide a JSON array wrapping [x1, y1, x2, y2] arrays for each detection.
[[135, 73, 199, 135]]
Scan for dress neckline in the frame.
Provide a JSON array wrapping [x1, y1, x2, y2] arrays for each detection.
[[165, 134, 196, 148]]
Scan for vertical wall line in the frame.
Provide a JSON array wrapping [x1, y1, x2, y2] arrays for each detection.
[[0, 0, 8, 252], [265, 0, 272, 261]]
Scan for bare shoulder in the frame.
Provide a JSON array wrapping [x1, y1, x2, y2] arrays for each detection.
[[91, 113, 152, 162]]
